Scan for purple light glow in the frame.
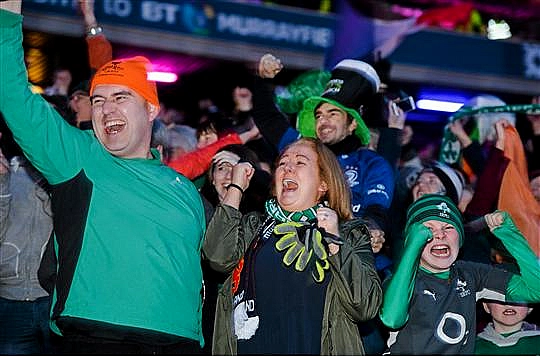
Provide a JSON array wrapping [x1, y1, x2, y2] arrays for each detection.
[[115, 47, 217, 83], [391, 4, 422, 18], [147, 71, 178, 83], [391, 0, 538, 20]]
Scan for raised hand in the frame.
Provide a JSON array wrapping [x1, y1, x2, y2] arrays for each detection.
[[405, 222, 434, 248], [213, 150, 240, 168], [79, 0, 97, 27], [0, 0, 22, 14], [485, 211, 504, 232], [316, 207, 339, 235], [448, 119, 472, 148], [220, 159, 254, 208], [258, 54, 283, 79], [494, 119, 509, 150], [231, 162, 255, 191], [238, 118, 262, 143], [369, 228, 386, 254], [387, 100, 406, 130], [316, 207, 341, 255]]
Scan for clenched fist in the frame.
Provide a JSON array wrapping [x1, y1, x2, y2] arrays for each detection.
[[258, 53, 283, 79]]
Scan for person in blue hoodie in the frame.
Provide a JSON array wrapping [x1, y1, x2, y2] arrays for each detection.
[[253, 54, 394, 235]]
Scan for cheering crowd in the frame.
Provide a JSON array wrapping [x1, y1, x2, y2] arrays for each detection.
[[1, 0, 540, 355]]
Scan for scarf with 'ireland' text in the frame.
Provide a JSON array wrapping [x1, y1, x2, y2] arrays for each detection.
[[231, 198, 325, 340]]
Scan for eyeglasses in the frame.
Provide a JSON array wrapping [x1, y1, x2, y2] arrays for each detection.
[[90, 91, 134, 108]]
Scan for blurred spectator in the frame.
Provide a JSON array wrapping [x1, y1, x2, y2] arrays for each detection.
[[476, 300, 540, 355], [196, 120, 219, 149], [412, 162, 464, 205], [530, 170, 540, 203], [390, 160, 464, 261], [524, 95, 540, 172], [165, 122, 260, 182], [167, 124, 198, 162], [462, 119, 540, 264], [0, 120, 53, 355], [198, 144, 271, 354], [447, 94, 516, 178], [67, 80, 92, 130], [44, 67, 72, 97], [158, 105, 187, 128]]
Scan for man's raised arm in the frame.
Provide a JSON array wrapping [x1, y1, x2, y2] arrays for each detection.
[[0, 0, 21, 14]]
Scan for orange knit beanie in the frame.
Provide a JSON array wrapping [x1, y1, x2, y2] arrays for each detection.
[[90, 56, 159, 108]]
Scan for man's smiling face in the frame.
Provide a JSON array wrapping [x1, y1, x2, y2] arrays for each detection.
[[315, 102, 356, 145], [91, 85, 157, 159]]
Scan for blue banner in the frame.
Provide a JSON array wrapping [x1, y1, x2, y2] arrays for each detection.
[[23, 0, 336, 53], [388, 30, 538, 79]]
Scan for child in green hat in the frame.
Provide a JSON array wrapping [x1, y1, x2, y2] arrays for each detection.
[[380, 194, 540, 355]]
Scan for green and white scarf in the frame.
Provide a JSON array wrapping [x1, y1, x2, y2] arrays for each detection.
[[264, 197, 321, 223], [440, 103, 540, 165]]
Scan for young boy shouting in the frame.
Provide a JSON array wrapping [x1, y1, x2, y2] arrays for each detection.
[[380, 194, 540, 355]]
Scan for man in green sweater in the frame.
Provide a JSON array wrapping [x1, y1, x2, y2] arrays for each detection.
[[0, 1, 206, 354]]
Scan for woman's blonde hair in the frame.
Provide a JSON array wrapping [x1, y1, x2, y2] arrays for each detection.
[[277, 137, 353, 220]]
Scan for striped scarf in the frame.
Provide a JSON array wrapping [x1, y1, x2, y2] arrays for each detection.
[[264, 197, 320, 223]]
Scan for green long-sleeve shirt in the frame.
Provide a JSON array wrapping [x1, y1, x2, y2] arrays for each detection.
[[0, 9, 206, 345]]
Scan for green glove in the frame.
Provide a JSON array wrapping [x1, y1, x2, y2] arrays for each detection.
[[404, 222, 433, 249], [380, 222, 432, 329], [275, 222, 312, 271]]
